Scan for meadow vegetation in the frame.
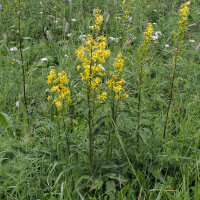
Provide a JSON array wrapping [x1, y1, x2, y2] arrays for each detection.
[[0, 0, 199, 199]]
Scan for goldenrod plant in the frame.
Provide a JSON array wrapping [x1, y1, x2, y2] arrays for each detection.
[[75, 9, 110, 175], [106, 53, 128, 159], [163, 2, 190, 139], [136, 22, 153, 148]]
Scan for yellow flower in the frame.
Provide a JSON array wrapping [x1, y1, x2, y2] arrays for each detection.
[[47, 69, 71, 112], [77, 65, 81, 71], [98, 92, 107, 102], [115, 95, 120, 100], [123, 93, 129, 98], [137, 22, 154, 58]]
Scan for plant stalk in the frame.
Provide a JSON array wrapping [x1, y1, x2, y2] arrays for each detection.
[[163, 44, 179, 139], [18, 0, 29, 131]]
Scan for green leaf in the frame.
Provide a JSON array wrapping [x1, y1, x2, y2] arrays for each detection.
[[0, 112, 10, 128], [90, 178, 103, 191], [149, 167, 167, 184], [106, 180, 116, 200]]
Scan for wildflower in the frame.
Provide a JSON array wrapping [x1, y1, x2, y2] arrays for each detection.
[[75, 34, 110, 88], [71, 18, 77, 22], [188, 23, 197, 28], [165, 44, 169, 48], [152, 35, 159, 40], [41, 58, 48, 61], [127, 16, 132, 22], [186, 1, 191, 5], [47, 69, 71, 111], [137, 22, 154, 58], [189, 40, 195, 43], [79, 34, 87, 41], [98, 92, 107, 102], [107, 53, 127, 100], [11, 61, 15, 65], [176, 3, 189, 41], [40, 2, 44, 8], [90, 9, 103, 31], [147, 5, 151, 8], [16, 101, 19, 107], [10, 47, 18, 52], [109, 37, 120, 42], [123, 93, 129, 98], [115, 16, 121, 20], [68, 0, 72, 7], [65, 54, 69, 58]]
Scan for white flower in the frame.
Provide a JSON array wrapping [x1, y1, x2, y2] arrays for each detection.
[[40, 2, 44, 8], [45, 89, 50, 93], [65, 54, 69, 58], [109, 37, 119, 42], [152, 35, 159, 40], [189, 40, 195, 43], [153, 10, 157, 12], [186, 1, 191, 5], [152, 31, 162, 41], [154, 31, 162, 36], [16, 101, 19, 107], [153, 23, 156, 25], [71, 18, 77, 22], [115, 16, 121, 20], [127, 16, 132, 22], [10, 47, 18, 52], [67, 33, 72, 37], [79, 34, 87, 39], [165, 44, 169, 48], [41, 58, 48, 61]]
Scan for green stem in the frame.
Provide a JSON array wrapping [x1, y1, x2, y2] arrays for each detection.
[[18, 0, 30, 132], [163, 43, 179, 139], [88, 48, 93, 176], [137, 62, 143, 149], [87, 87, 93, 176]]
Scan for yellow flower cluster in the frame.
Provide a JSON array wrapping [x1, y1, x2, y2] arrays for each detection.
[[144, 22, 153, 42], [122, 0, 134, 20], [90, 9, 103, 31], [98, 92, 107, 102], [137, 22, 153, 58], [75, 34, 110, 93], [107, 53, 128, 100], [177, 3, 189, 40], [47, 69, 71, 111]]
